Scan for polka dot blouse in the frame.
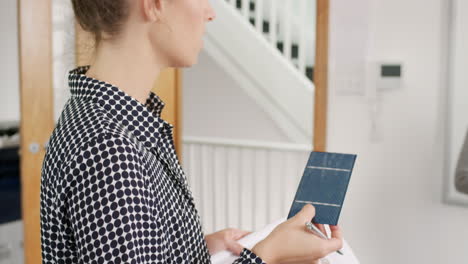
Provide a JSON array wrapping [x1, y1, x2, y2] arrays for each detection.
[[40, 66, 267, 264]]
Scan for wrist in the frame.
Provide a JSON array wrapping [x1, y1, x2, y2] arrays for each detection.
[[251, 239, 278, 264]]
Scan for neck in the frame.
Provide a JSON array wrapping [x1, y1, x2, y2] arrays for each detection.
[[85, 36, 166, 105]]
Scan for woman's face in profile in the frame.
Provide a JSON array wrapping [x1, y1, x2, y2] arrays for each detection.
[[144, 0, 216, 68]]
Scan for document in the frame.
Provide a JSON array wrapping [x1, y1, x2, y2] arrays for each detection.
[[211, 217, 360, 264]]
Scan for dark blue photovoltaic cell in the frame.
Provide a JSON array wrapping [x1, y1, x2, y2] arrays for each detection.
[[287, 151, 357, 225]]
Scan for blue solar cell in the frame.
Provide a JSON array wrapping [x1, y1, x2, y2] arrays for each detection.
[[287, 151, 357, 225]]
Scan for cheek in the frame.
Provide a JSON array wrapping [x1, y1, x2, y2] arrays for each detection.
[[174, 9, 204, 49], [162, 1, 205, 66], [179, 1, 205, 39]]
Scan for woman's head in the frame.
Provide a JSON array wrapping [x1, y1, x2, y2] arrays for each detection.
[[72, 0, 216, 67]]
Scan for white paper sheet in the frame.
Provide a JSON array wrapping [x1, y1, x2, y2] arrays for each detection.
[[211, 217, 360, 264]]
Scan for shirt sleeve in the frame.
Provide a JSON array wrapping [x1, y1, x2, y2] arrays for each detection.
[[455, 129, 468, 194], [63, 134, 168, 263], [233, 248, 267, 264]]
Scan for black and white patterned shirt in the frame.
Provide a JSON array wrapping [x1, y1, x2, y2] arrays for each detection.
[[40, 66, 267, 264]]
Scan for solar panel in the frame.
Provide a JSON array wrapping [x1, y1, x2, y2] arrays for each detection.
[[287, 151, 357, 225]]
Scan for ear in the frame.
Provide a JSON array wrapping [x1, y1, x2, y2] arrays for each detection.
[[141, 0, 164, 22]]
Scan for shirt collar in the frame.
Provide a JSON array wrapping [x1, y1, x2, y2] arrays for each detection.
[[68, 65, 173, 150]]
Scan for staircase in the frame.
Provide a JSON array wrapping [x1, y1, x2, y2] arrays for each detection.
[[240, 0, 316, 81], [204, 0, 316, 144]]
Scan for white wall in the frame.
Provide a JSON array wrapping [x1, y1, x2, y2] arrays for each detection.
[[328, 0, 468, 263], [182, 51, 291, 143], [0, 0, 20, 123], [184, 0, 468, 263]]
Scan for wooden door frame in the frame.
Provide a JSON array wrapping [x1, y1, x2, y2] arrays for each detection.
[[18, 0, 54, 263], [313, 0, 330, 152]]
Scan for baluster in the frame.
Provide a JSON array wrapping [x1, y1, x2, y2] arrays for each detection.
[[283, 1, 292, 60], [269, 0, 277, 45], [298, 0, 307, 73], [242, 0, 249, 19], [255, 0, 263, 33]]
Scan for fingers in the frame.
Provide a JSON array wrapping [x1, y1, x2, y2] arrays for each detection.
[[325, 225, 343, 252], [329, 225, 342, 240], [314, 223, 328, 238]]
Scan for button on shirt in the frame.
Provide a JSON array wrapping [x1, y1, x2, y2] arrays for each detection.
[[40, 66, 267, 264]]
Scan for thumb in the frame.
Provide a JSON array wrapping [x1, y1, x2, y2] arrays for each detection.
[[293, 203, 316, 223], [226, 240, 245, 256]]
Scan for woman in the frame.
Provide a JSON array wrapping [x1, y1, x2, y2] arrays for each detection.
[[40, 0, 343, 263]]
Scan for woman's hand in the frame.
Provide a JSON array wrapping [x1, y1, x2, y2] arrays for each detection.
[[205, 228, 252, 256], [251, 204, 343, 264]]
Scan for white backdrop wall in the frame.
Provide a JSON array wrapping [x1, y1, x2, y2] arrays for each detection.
[[328, 0, 468, 263]]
